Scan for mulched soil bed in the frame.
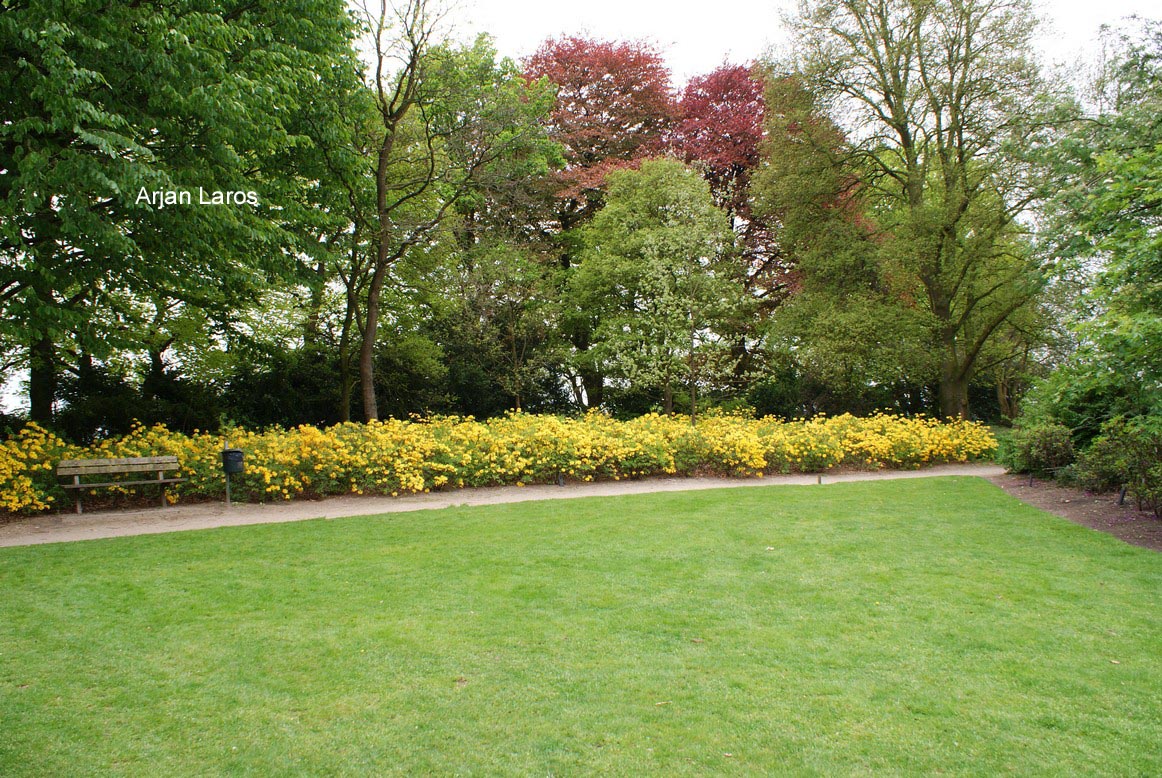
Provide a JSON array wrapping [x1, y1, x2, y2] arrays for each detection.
[[988, 473, 1162, 552]]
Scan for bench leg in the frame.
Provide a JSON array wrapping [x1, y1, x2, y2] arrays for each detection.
[[74, 475, 83, 514], [158, 471, 167, 508]]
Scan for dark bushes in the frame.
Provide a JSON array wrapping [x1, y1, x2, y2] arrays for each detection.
[[999, 422, 1075, 476], [1075, 418, 1162, 517]]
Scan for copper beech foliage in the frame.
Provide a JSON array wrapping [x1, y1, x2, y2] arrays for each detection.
[[671, 65, 793, 306], [522, 43, 787, 298], [523, 36, 678, 203], [671, 64, 765, 216]]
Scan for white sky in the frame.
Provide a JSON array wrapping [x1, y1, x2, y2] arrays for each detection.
[[460, 0, 1160, 83]]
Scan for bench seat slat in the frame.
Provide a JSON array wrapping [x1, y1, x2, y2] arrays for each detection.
[[62, 478, 186, 489], [58, 457, 181, 476], [58, 463, 181, 475], [59, 456, 179, 466]]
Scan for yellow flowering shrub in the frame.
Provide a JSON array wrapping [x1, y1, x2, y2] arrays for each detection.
[[0, 412, 996, 514], [0, 423, 72, 512]]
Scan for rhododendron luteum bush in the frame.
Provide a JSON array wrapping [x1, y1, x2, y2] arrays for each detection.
[[0, 412, 995, 513]]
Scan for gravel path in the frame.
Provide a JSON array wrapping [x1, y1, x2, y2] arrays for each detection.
[[0, 463, 1004, 548]]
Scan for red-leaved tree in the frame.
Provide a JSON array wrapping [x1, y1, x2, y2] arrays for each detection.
[[672, 64, 794, 321], [523, 36, 678, 408], [524, 36, 678, 231], [671, 64, 764, 217]]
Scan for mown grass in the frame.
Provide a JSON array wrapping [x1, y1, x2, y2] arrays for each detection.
[[1, 477, 1158, 776]]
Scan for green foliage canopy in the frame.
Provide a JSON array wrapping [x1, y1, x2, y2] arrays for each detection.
[[572, 158, 740, 415], [767, 0, 1058, 418], [0, 0, 363, 420]]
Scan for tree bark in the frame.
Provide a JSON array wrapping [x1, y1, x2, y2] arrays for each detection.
[[358, 318, 378, 422], [338, 298, 355, 423], [689, 317, 697, 424], [359, 261, 390, 422], [579, 366, 604, 409], [28, 337, 56, 425], [688, 370, 697, 425], [939, 363, 970, 420], [996, 379, 1018, 422], [359, 0, 425, 422], [303, 260, 328, 346], [359, 336, 377, 421]]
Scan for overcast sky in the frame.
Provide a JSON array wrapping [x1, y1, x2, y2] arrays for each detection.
[[460, 0, 1159, 83]]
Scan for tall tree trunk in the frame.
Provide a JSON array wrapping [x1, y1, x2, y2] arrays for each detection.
[[730, 336, 750, 382], [359, 261, 390, 422], [359, 328, 377, 422], [338, 305, 355, 423], [143, 336, 176, 403], [339, 373, 354, 423], [689, 317, 697, 425], [303, 260, 328, 346], [996, 379, 1018, 422], [688, 368, 697, 425], [147, 347, 166, 387], [936, 311, 971, 419], [567, 375, 586, 407], [569, 326, 604, 410], [28, 337, 56, 425], [689, 375, 697, 424], [579, 366, 604, 409], [359, 310, 379, 422], [511, 333, 522, 412], [338, 231, 361, 424], [939, 362, 970, 420], [78, 351, 94, 379]]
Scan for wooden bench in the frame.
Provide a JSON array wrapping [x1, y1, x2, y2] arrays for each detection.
[[58, 456, 186, 514]]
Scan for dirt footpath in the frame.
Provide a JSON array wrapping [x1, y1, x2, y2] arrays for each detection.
[[0, 464, 1008, 548]]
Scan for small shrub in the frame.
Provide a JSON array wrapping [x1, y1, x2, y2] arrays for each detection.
[[1000, 422, 1075, 476], [1075, 418, 1162, 517], [0, 423, 72, 512]]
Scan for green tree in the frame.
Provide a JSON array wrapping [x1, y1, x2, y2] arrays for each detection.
[[0, 0, 361, 424], [1074, 143, 1162, 418], [753, 76, 935, 412], [523, 36, 679, 409], [404, 240, 567, 416], [777, 0, 1057, 418], [572, 158, 739, 417], [1026, 18, 1162, 436], [353, 0, 556, 419]]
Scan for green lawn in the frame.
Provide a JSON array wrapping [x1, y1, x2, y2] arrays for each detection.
[[2, 477, 1159, 776]]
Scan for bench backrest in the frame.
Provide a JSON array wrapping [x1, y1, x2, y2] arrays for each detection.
[[58, 456, 181, 477]]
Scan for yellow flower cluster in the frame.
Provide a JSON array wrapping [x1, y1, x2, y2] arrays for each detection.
[[0, 412, 996, 514], [0, 423, 64, 513]]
